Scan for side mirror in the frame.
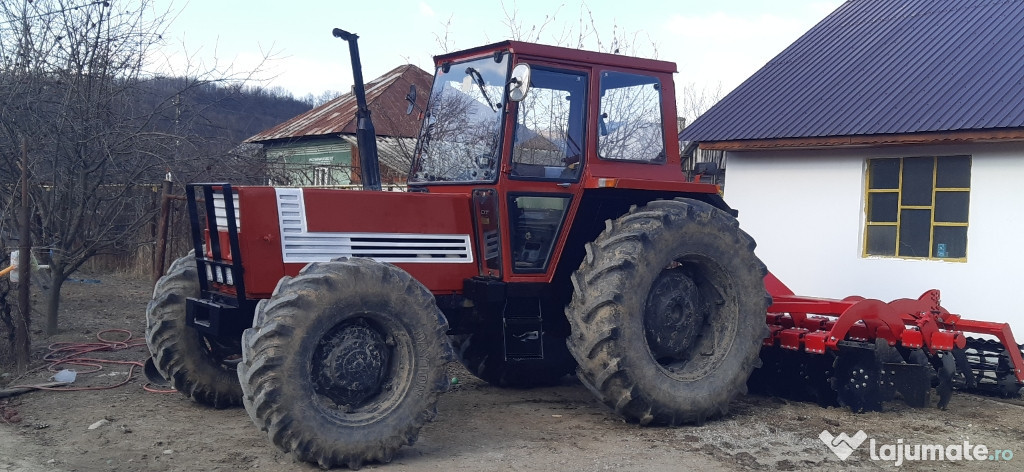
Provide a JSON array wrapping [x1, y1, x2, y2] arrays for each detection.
[[405, 85, 417, 115], [508, 63, 531, 102]]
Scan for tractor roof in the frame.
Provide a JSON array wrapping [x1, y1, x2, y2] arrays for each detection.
[[433, 40, 676, 74]]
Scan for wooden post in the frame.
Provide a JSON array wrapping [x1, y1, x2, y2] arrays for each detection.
[[14, 138, 31, 369], [153, 174, 173, 284]]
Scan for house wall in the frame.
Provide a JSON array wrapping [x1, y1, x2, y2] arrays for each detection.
[[723, 141, 1024, 334], [266, 139, 353, 186]]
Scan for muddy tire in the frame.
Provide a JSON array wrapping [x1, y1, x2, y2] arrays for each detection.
[[451, 331, 576, 388], [145, 252, 244, 408], [237, 258, 452, 469], [566, 198, 770, 425]]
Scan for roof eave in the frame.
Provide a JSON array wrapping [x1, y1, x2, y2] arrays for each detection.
[[250, 133, 348, 147], [697, 129, 1024, 151]]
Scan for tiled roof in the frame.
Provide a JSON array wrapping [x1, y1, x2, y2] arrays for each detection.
[[246, 64, 433, 143], [680, 0, 1024, 143]]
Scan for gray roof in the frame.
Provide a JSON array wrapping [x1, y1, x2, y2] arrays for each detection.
[[679, 0, 1024, 143]]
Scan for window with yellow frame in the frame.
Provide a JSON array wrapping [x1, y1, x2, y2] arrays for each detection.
[[864, 155, 970, 260]]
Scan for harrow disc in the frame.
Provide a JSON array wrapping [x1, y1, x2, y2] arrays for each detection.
[[934, 352, 956, 409], [959, 337, 1024, 397], [828, 339, 937, 412], [831, 341, 892, 413], [747, 347, 836, 407], [892, 348, 935, 408]]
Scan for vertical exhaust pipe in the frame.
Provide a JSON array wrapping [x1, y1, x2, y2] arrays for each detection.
[[333, 28, 382, 191]]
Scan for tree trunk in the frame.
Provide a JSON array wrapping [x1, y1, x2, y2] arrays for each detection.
[[11, 297, 30, 372], [44, 264, 65, 337]]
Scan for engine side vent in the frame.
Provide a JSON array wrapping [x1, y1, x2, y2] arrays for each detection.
[[274, 188, 473, 264], [282, 232, 473, 263]]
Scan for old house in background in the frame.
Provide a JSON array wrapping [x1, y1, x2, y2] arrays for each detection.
[[247, 64, 432, 187], [680, 0, 1024, 333]]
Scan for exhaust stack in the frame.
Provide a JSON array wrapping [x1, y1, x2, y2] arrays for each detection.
[[332, 28, 382, 191]]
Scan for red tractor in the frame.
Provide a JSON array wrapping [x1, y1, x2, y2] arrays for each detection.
[[146, 30, 1024, 469]]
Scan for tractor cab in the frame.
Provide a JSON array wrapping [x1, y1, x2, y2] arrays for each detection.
[[408, 41, 718, 284]]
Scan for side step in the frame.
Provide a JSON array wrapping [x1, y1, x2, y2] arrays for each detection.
[[502, 297, 545, 360]]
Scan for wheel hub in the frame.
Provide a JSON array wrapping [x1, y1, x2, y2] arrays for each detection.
[[643, 268, 707, 362], [312, 319, 391, 408]]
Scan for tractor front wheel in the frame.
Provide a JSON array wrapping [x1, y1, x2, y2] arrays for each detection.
[[145, 252, 244, 408], [567, 198, 770, 425], [237, 258, 452, 469]]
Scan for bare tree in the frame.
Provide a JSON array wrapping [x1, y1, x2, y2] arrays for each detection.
[[0, 0, 268, 339], [432, 15, 456, 54], [501, 1, 564, 43], [0, 0, 170, 336], [498, 0, 658, 57], [678, 81, 723, 124], [300, 89, 342, 108]]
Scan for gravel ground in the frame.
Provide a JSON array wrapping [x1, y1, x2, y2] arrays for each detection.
[[1, 273, 1021, 471]]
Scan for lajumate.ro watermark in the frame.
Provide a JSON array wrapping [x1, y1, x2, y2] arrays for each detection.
[[820, 430, 1014, 466]]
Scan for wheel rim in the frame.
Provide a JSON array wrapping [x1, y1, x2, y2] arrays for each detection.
[[642, 257, 737, 381], [644, 268, 705, 361], [312, 317, 393, 409]]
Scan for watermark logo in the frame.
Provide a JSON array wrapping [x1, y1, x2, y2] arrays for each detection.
[[819, 430, 867, 461], [820, 429, 1014, 466]]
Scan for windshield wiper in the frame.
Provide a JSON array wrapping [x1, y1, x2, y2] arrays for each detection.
[[465, 67, 499, 112]]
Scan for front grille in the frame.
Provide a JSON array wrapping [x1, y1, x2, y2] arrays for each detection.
[[213, 192, 241, 231]]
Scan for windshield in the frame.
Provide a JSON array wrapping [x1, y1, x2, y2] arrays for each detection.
[[410, 53, 509, 183]]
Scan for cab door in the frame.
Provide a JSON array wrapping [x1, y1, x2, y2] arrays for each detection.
[[500, 64, 589, 282], [488, 64, 589, 360]]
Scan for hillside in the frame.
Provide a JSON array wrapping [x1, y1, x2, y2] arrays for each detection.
[[124, 77, 314, 184], [145, 77, 313, 151]]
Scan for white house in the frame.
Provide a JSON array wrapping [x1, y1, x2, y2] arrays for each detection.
[[679, 0, 1024, 335]]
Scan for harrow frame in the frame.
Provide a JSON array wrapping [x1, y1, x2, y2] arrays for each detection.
[[756, 273, 1024, 410]]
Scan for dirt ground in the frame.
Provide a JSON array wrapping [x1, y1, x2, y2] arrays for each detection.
[[1, 273, 1022, 471]]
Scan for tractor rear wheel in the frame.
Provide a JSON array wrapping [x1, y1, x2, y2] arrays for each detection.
[[451, 330, 576, 388], [237, 258, 452, 469], [145, 252, 243, 408], [567, 198, 770, 425]]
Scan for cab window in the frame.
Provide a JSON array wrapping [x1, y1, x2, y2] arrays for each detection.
[[597, 71, 665, 162], [508, 195, 571, 272], [510, 67, 587, 181]]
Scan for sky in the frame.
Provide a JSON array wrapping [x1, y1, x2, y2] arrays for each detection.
[[152, 0, 844, 110]]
